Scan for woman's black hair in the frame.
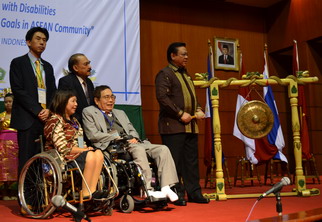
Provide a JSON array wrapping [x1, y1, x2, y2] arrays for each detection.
[[49, 90, 77, 121]]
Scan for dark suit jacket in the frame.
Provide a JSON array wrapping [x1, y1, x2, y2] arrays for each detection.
[[155, 65, 198, 134], [218, 54, 234, 65], [58, 73, 94, 124], [9, 54, 56, 130]]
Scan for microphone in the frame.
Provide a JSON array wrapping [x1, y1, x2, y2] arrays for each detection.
[[51, 195, 91, 222], [258, 177, 290, 201]]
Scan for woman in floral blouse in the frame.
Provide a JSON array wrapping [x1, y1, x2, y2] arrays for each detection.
[[44, 90, 104, 199]]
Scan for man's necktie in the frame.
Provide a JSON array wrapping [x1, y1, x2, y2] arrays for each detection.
[[35, 60, 45, 89], [82, 81, 90, 105], [35, 60, 46, 109], [224, 56, 227, 64]]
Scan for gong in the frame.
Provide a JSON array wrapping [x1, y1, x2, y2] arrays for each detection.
[[237, 100, 274, 139]]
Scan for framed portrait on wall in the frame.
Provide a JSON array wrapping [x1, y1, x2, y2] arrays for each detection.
[[214, 37, 239, 71]]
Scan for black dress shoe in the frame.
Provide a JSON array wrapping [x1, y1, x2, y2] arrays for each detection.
[[173, 198, 187, 206], [171, 184, 187, 206], [84, 190, 102, 199], [188, 193, 210, 204]]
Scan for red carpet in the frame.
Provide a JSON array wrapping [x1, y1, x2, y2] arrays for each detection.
[[1, 180, 322, 222]]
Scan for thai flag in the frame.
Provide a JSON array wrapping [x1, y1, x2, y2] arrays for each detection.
[[263, 51, 288, 163], [233, 52, 258, 164], [233, 51, 281, 164]]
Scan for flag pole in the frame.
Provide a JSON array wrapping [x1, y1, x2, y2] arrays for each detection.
[[204, 39, 216, 189], [293, 40, 303, 125], [208, 39, 215, 78]]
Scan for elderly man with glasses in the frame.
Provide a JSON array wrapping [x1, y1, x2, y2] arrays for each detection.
[[82, 85, 179, 201]]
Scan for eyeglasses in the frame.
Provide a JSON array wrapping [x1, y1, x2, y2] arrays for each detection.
[[102, 95, 116, 100], [178, 53, 188, 57]]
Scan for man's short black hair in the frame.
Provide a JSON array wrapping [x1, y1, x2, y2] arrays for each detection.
[[68, 53, 85, 74], [25, 27, 49, 41], [93, 85, 112, 99], [222, 45, 229, 49], [167, 42, 186, 63]]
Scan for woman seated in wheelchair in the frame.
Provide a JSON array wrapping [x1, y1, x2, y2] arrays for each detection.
[[44, 90, 104, 199]]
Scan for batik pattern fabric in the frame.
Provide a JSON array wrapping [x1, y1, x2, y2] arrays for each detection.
[[44, 114, 84, 160], [0, 111, 18, 181]]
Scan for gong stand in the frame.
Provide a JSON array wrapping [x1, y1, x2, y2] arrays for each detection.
[[193, 74, 319, 200]]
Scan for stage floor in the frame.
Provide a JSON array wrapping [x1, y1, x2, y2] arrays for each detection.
[[1, 179, 322, 222]]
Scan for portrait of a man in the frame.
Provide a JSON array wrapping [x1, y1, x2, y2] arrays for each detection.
[[218, 44, 234, 65], [214, 37, 239, 71]]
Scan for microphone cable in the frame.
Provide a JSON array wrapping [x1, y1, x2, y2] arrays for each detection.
[[245, 199, 259, 222]]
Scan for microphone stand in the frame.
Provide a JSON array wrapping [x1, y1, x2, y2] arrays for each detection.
[[75, 193, 91, 222], [275, 192, 282, 216], [73, 210, 91, 222]]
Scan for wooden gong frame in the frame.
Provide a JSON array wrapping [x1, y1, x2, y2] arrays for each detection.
[[194, 75, 320, 200]]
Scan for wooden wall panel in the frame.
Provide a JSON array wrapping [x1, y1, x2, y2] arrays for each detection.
[[267, 0, 322, 52], [266, 0, 322, 175]]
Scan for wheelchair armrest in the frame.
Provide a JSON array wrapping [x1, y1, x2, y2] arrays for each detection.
[[45, 149, 66, 171]]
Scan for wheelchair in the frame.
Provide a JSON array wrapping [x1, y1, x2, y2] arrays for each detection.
[[104, 136, 167, 213], [18, 148, 118, 219]]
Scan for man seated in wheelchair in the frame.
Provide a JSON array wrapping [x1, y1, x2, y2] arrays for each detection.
[[82, 85, 179, 202], [44, 89, 105, 199]]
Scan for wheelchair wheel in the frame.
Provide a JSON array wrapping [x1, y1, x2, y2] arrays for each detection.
[[119, 195, 134, 213], [18, 152, 63, 219]]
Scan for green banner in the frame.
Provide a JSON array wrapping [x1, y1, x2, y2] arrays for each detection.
[[114, 104, 146, 140]]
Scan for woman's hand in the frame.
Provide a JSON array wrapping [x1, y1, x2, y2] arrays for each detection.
[[83, 145, 94, 151], [87, 146, 94, 151]]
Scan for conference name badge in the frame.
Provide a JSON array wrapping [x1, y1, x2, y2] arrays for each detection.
[[78, 136, 84, 148], [38, 88, 46, 104]]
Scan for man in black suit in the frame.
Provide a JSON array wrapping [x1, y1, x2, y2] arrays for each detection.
[[218, 44, 234, 65], [58, 53, 94, 126], [10, 27, 57, 173]]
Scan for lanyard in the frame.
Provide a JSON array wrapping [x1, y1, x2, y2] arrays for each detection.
[[68, 119, 79, 130], [100, 109, 114, 128]]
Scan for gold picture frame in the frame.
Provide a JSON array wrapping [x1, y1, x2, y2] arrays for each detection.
[[214, 37, 239, 71]]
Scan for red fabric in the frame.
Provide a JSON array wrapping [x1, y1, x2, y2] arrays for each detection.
[[254, 138, 278, 164], [298, 85, 311, 159], [293, 41, 311, 159]]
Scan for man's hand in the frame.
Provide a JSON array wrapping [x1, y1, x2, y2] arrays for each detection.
[[38, 109, 50, 121], [128, 138, 139, 144], [195, 110, 205, 120], [181, 112, 192, 123]]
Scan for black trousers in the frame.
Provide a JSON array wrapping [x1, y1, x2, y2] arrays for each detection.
[[17, 119, 44, 174], [161, 133, 201, 197]]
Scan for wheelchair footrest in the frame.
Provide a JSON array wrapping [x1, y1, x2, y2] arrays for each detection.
[[148, 196, 167, 203]]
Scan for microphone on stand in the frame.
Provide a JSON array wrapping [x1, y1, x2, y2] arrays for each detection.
[[51, 195, 91, 222], [258, 177, 291, 201]]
